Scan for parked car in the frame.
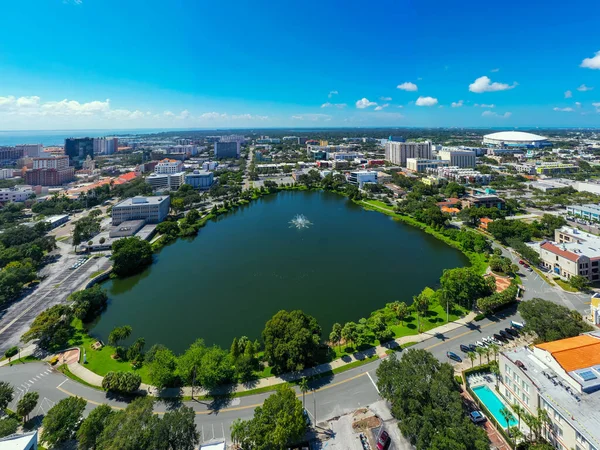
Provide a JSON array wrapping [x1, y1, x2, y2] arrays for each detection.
[[475, 341, 486, 348], [511, 321, 525, 329], [518, 260, 525, 265], [470, 410, 487, 424], [377, 430, 390, 450], [447, 351, 462, 363], [460, 344, 471, 353], [493, 333, 505, 342], [500, 330, 514, 340], [468, 344, 477, 352], [506, 328, 519, 337]]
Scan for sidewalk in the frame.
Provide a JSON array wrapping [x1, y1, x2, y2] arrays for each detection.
[[0, 344, 37, 367], [64, 312, 477, 397]]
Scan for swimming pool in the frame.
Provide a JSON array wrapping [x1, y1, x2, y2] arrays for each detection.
[[472, 385, 517, 428]]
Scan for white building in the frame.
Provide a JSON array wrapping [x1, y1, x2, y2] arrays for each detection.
[[154, 159, 184, 174], [202, 161, 218, 171], [385, 141, 432, 166], [347, 170, 377, 188], [406, 158, 449, 172], [0, 168, 15, 179], [146, 172, 185, 191], [111, 196, 171, 225], [0, 186, 34, 203], [167, 145, 198, 156], [500, 334, 600, 450], [185, 170, 214, 190], [15, 144, 43, 158], [438, 148, 476, 168], [92, 137, 118, 155], [0, 430, 38, 449], [430, 166, 492, 184], [32, 155, 70, 170]]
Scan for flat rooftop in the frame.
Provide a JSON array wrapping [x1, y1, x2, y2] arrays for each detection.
[[114, 196, 169, 207], [504, 346, 600, 448]]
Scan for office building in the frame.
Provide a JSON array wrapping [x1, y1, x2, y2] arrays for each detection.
[[432, 166, 492, 184], [406, 158, 449, 173], [385, 141, 432, 166], [438, 148, 476, 168], [65, 137, 94, 165], [25, 155, 74, 186], [214, 141, 239, 159], [202, 161, 218, 171], [154, 158, 184, 174], [0, 146, 25, 165], [111, 196, 171, 226], [347, 170, 377, 188], [185, 170, 214, 190], [535, 163, 579, 176], [0, 186, 34, 203], [461, 193, 505, 210], [500, 334, 600, 450], [146, 172, 185, 191], [567, 204, 600, 221], [0, 168, 15, 179], [388, 136, 405, 142], [93, 137, 118, 155], [15, 144, 43, 158]]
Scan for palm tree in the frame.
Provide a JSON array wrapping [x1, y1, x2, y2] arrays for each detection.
[[413, 294, 430, 333], [483, 347, 491, 364], [299, 377, 309, 410], [476, 347, 486, 366], [508, 426, 524, 443], [500, 406, 515, 433], [490, 364, 501, 390], [488, 343, 500, 361], [329, 323, 342, 352], [467, 351, 477, 368], [391, 301, 408, 326], [511, 403, 524, 431]]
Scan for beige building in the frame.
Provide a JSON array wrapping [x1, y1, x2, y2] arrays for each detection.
[[385, 141, 432, 166], [111, 196, 171, 226], [406, 158, 448, 172], [437, 148, 476, 168], [500, 334, 600, 450]]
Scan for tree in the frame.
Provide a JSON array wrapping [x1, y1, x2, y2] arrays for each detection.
[[413, 294, 430, 333], [0, 417, 19, 438], [440, 267, 492, 309], [108, 325, 132, 347], [488, 343, 500, 362], [299, 377, 309, 409], [500, 407, 515, 434], [0, 381, 14, 410], [147, 347, 177, 388], [177, 339, 206, 386], [197, 346, 234, 390], [376, 350, 488, 449], [569, 275, 590, 292], [111, 237, 153, 277], [329, 323, 342, 351], [262, 310, 322, 373], [127, 337, 145, 362], [230, 385, 307, 449], [155, 406, 200, 450], [467, 351, 476, 368], [97, 397, 159, 450], [511, 403, 525, 431], [22, 304, 74, 350], [475, 346, 486, 366], [77, 404, 114, 450], [4, 346, 18, 361], [230, 337, 240, 360], [41, 396, 87, 447], [341, 321, 358, 349], [518, 298, 593, 343], [102, 372, 142, 394], [17, 391, 39, 423], [70, 285, 108, 322], [391, 301, 409, 325]]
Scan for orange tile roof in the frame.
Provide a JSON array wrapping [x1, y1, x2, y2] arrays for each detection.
[[536, 335, 600, 372], [480, 217, 493, 224], [441, 206, 460, 214], [540, 242, 580, 262]]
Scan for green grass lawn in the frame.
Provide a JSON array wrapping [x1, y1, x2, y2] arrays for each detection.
[[69, 319, 151, 384], [553, 277, 579, 292]]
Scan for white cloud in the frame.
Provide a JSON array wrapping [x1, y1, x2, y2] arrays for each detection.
[[397, 82, 418, 92], [469, 76, 518, 93], [451, 100, 464, 108], [163, 110, 175, 117], [16, 96, 40, 108], [577, 84, 594, 92], [581, 51, 600, 70], [321, 102, 347, 109], [374, 104, 389, 111], [491, 68, 500, 73], [474, 103, 495, 108], [291, 114, 332, 121], [328, 90, 338, 98], [593, 102, 600, 112], [199, 112, 227, 120], [576, 102, 582, 108], [355, 98, 378, 109], [565, 90, 573, 98], [0, 96, 16, 110], [380, 96, 392, 101], [415, 96, 438, 107], [553, 107, 574, 112], [230, 114, 269, 120], [106, 109, 145, 120], [40, 99, 110, 116], [482, 110, 512, 118]]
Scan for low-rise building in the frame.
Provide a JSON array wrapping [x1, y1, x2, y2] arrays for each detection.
[[0, 186, 34, 203], [185, 170, 214, 190], [406, 158, 449, 172], [567, 204, 600, 221], [461, 194, 505, 209], [111, 196, 170, 226], [535, 163, 579, 176], [500, 334, 600, 450], [347, 170, 377, 188], [0, 430, 38, 449], [155, 158, 184, 174], [146, 172, 185, 191], [431, 166, 492, 184], [437, 148, 476, 168]]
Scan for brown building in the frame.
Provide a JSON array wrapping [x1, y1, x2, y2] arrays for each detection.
[[24, 167, 75, 186], [461, 194, 505, 210]]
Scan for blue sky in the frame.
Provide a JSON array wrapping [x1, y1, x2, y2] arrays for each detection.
[[0, 0, 599, 130]]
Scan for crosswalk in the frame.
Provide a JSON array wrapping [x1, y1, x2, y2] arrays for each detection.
[[18, 368, 53, 390]]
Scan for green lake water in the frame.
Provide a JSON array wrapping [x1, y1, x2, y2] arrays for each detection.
[[90, 191, 468, 352]]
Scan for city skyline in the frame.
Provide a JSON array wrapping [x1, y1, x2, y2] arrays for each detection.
[[1, 0, 600, 130]]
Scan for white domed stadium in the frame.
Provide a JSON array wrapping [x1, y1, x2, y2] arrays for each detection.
[[483, 131, 550, 148]]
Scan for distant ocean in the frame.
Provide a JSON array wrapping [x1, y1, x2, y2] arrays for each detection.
[[0, 128, 175, 146]]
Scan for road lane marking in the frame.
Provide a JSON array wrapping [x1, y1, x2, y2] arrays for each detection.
[[57, 379, 68, 388], [366, 372, 380, 394], [424, 321, 497, 351]]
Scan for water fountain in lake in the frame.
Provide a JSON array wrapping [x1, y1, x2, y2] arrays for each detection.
[[289, 214, 313, 229]]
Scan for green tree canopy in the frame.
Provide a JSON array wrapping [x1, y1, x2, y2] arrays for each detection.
[[77, 403, 114, 450], [17, 391, 39, 423], [97, 397, 159, 450], [41, 396, 87, 447], [21, 304, 74, 350], [111, 237, 153, 277], [147, 347, 178, 388], [262, 309, 322, 373], [155, 406, 200, 450], [0, 381, 14, 410], [70, 285, 108, 322], [440, 268, 492, 309]]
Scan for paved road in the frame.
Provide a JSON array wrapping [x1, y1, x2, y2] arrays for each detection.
[[0, 248, 112, 353], [0, 308, 524, 444]]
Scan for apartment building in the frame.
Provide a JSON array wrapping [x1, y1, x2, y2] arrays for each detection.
[[185, 170, 214, 190], [32, 155, 70, 170], [406, 158, 449, 172], [346, 170, 377, 188], [146, 172, 185, 191], [0, 169, 15, 179], [431, 166, 492, 184], [154, 158, 184, 174], [93, 137, 118, 155], [15, 144, 43, 158], [500, 334, 600, 450], [566, 204, 600, 221], [214, 141, 239, 159], [25, 155, 74, 186], [461, 193, 505, 209], [0, 146, 25, 165], [111, 196, 171, 226], [0, 186, 34, 203], [437, 148, 476, 168], [385, 141, 432, 166]]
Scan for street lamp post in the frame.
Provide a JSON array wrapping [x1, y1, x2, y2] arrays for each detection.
[[312, 390, 317, 426]]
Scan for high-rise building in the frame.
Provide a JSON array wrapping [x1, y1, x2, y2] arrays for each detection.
[[155, 159, 184, 174], [93, 137, 118, 155], [214, 141, 239, 159], [385, 141, 432, 166], [0, 147, 25, 165], [185, 170, 214, 190], [15, 144, 43, 158], [65, 138, 94, 165], [32, 155, 70, 170], [437, 148, 476, 168]]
